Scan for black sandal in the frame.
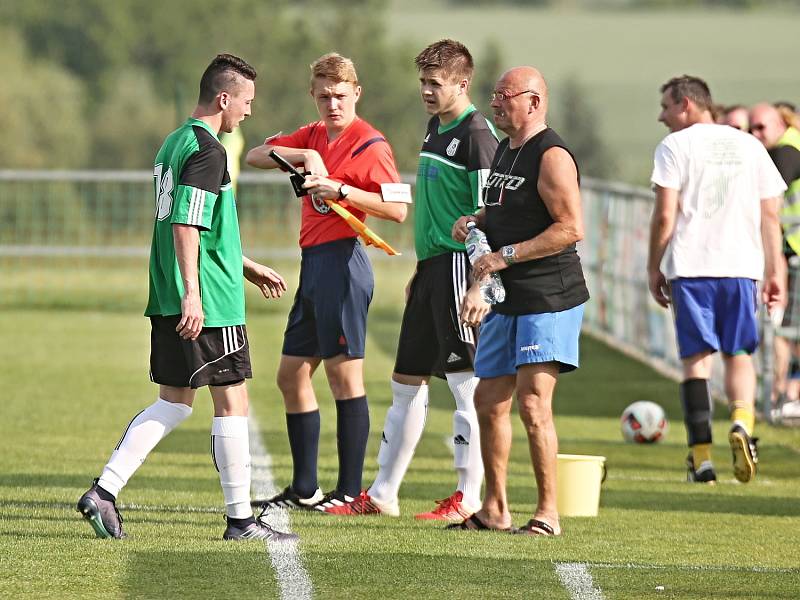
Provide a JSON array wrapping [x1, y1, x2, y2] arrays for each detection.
[[445, 513, 512, 532], [514, 518, 561, 536]]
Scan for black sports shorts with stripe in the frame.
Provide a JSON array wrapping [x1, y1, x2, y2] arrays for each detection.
[[149, 315, 252, 389], [394, 251, 476, 379]]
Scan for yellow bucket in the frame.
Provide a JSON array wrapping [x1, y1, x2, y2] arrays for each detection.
[[556, 453, 606, 517]]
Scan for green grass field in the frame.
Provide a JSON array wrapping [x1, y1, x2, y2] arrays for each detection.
[[387, 2, 800, 184], [2, 260, 799, 599]]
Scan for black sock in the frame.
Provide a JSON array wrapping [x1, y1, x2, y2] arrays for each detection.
[[335, 396, 370, 497], [286, 410, 320, 498], [227, 515, 255, 528], [95, 483, 116, 502]]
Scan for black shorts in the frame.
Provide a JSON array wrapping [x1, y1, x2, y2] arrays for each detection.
[[394, 252, 476, 379], [149, 315, 252, 389], [282, 238, 373, 359]]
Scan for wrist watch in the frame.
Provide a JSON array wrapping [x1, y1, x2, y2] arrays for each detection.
[[501, 245, 516, 266], [338, 184, 351, 200]]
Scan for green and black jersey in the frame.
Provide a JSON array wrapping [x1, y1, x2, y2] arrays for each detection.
[[145, 118, 245, 327], [415, 105, 499, 260]]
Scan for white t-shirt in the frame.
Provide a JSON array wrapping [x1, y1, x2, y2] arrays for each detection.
[[651, 123, 787, 280]]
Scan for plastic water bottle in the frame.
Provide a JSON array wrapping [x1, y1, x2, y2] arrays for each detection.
[[465, 222, 506, 305]]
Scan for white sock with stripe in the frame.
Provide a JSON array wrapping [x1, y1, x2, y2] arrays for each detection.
[[368, 381, 429, 505], [98, 398, 192, 497], [446, 371, 482, 510], [211, 416, 253, 519]]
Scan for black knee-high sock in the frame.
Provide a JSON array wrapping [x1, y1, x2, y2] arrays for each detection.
[[335, 396, 370, 497], [286, 410, 320, 498]]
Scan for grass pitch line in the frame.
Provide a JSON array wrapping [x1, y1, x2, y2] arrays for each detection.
[[555, 563, 605, 600], [590, 562, 797, 574], [248, 409, 314, 600]]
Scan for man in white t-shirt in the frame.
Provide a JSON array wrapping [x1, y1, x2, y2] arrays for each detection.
[[647, 75, 787, 484]]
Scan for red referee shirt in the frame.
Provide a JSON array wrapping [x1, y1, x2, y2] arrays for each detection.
[[272, 117, 401, 248]]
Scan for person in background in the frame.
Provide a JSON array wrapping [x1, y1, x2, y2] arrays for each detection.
[[648, 77, 786, 485], [749, 102, 800, 419], [722, 105, 749, 131]]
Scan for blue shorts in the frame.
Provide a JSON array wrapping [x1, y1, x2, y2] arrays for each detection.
[[670, 277, 759, 359], [282, 238, 374, 359], [474, 304, 585, 378]]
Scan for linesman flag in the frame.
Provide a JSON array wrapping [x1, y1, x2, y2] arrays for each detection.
[[269, 149, 401, 256]]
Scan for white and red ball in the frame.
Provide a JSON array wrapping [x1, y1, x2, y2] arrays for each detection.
[[621, 401, 668, 443]]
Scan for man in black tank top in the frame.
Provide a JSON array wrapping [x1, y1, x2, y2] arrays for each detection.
[[450, 66, 589, 536]]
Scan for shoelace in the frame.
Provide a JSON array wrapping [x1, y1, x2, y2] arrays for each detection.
[[254, 514, 277, 537], [431, 494, 461, 515]]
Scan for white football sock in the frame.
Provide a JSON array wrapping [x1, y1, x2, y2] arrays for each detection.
[[98, 398, 192, 497], [368, 380, 429, 505], [446, 371, 483, 510], [211, 416, 253, 519]]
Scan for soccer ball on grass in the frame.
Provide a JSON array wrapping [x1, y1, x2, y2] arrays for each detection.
[[621, 401, 668, 443]]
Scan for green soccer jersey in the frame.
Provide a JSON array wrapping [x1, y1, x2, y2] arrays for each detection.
[[145, 118, 245, 327], [415, 105, 499, 261]]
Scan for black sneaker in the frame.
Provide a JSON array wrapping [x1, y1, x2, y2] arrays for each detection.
[[76, 479, 126, 539], [314, 489, 355, 512], [729, 424, 759, 483], [251, 485, 324, 510], [686, 453, 717, 484], [223, 515, 299, 542]]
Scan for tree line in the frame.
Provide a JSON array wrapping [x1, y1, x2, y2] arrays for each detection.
[[1, 0, 614, 177]]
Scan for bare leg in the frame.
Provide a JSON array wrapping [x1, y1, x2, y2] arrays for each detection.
[[722, 353, 756, 414], [516, 362, 560, 532], [323, 355, 366, 399], [277, 354, 321, 413], [473, 375, 515, 529], [209, 380, 249, 416]]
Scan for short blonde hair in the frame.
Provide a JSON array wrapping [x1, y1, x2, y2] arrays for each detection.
[[310, 53, 358, 87], [777, 104, 800, 130]]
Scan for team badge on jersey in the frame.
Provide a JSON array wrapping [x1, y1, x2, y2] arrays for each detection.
[[446, 138, 460, 157], [311, 195, 332, 215]]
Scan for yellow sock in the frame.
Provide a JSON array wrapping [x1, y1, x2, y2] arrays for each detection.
[[691, 443, 713, 467], [731, 408, 755, 436]]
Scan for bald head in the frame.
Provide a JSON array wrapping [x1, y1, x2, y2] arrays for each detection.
[[491, 66, 548, 140], [749, 102, 786, 148], [503, 67, 547, 107]]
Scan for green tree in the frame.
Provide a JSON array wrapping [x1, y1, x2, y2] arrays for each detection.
[[472, 38, 504, 120], [548, 75, 617, 179], [0, 0, 433, 170], [91, 70, 175, 168], [0, 29, 88, 168]]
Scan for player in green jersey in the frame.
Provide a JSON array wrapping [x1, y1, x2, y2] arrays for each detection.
[[78, 54, 295, 542], [326, 40, 499, 520]]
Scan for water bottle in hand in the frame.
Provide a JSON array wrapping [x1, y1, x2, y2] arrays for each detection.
[[465, 222, 506, 305]]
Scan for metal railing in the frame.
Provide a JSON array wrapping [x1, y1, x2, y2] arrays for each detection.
[[0, 169, 786, 421]]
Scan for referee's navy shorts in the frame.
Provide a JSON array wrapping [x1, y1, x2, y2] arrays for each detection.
[[282, 238, 374, 359]]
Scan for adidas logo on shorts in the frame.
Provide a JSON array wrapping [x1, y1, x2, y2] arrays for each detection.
[[447, 352, 462, 363], [454, 434, 469, 445]]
